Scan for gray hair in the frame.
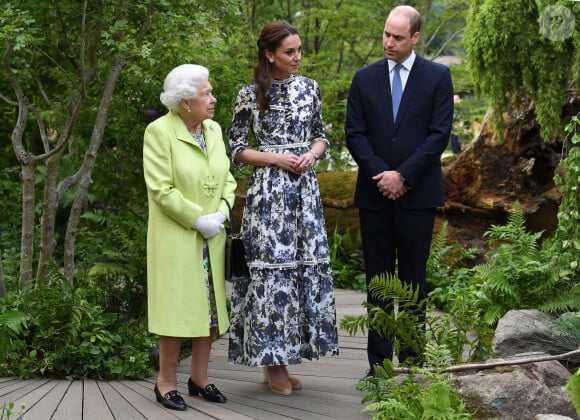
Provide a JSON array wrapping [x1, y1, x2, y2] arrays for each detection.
[[159, 64, 210, 112]]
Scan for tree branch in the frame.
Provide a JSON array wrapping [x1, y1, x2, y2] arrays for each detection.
[[392, 348, 580, 374]]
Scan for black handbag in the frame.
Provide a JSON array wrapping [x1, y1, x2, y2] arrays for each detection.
[[221, 198, 250, 282]]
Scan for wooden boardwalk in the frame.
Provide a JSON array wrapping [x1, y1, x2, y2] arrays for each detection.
[[0, 289, 370, 419]]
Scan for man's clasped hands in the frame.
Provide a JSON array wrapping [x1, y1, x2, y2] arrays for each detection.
[[373, 170, 410, 200]]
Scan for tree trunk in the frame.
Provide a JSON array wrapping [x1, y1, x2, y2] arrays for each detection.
[[392, 348, 580, 374], [36, 149, 65, 283], [19, 164, 38, 286], [0, 250, 6, 297], [440, 95, 572, 249], [63, 58, 127, 280]]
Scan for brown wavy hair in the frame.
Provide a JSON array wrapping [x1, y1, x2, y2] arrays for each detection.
[[254, 20, 299, 112]]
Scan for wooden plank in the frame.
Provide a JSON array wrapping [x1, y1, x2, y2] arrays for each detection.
[[130, 378, 252, 420], [82, 380, 114, 420], [21, 380, 70, 419], [97, 381, 146, 420], [53, 380, 83, 419], [0, 378, 43, 399], [0, 377, 18, 385], [216, 382, 364, 420], [0, 288, 373, 419], [109, 380, 204, 420], [1, 379, 52, 417]]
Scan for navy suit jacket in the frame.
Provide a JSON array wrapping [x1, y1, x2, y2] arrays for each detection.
[[345, 55, 454, 210]]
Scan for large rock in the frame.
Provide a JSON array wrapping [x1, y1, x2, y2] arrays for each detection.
[[493, 309, 557, 357], [451, 360, 577, 419]]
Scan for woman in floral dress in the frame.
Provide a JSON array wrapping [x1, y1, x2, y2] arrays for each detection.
[[227, 20, 339, 396]]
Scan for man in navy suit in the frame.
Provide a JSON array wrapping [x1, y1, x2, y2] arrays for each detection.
[[345, 5, 454, 375]]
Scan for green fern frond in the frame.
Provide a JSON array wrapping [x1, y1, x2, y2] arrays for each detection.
[[565, 368, 580, 415], [362, 400, 416, 419], [546, 312, 580, 352], [368, 272, 420, 303], [482, 304, 505, 326], [339, 314, 369, 337], [423, 343, 453, 372], [88, 262, 129, 279], [0, 311, 29, 337], [430, 221, 449, 257], [539, 282, 580, 313]]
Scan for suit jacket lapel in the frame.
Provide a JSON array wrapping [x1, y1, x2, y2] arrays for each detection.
[[394, 55, 425, 128], [374, 59, 392, 126]]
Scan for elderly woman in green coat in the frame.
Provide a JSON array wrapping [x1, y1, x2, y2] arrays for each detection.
[[143, 64, 236, 411]]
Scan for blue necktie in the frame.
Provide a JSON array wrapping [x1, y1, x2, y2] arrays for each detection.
[[392, 63, 403, 120]]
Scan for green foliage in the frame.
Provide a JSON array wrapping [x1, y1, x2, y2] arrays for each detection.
[[328, 227, 366, 291], [341, 272, 428, 364], [0, 269, 157, 379], [472, 201, 557, 325], [549, 312, 580, 353], [565, 367, 580, 415], [427, 289, 494, 363], [0, 169, 22, 252], [425, 222, 494, 362], [464, 0, 579, 139], [342, 261, 494, 367], [545, 114, 580, 285], [454, 115, 580, 324], [356, 351, 473, 419], [426, 221, 479, 309], [77, 205, 148, 319], [0, 401, 25, 420]]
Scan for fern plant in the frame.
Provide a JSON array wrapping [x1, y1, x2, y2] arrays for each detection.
[[0, 266, 157, 379], [356, 344, 473, 419], [541, 114, 580, 313], [565, 367, 580, 415], [427, 220, 479, 311], [79, 206, 148, 319], [427, 286, 494, 363], [471, 201, 557, 326], [328, 226, 366, 291], [341, 272, 427, 362]]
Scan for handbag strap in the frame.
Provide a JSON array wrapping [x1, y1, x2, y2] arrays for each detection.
[[221, 197, 236, 234]]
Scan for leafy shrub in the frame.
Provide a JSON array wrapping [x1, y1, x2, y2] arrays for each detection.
[[472, 197, 579, 327], [0, 268, 157, 379], [427, 220, 479, 310], [470, 201, 556, 326], [356, 346, 473, 419], [0, 401, 25, 420], [565, 367, 580, 415], [328, 226, 366, 291], [341, 272, 428, 363]]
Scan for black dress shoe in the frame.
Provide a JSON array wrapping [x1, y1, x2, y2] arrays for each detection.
[[359, 369, 376, 381], [188, 378, 227, 403], [154, 384, 187, 411]]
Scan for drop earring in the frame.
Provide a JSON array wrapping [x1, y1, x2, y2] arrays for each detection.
[[268, 58, 274, 63]]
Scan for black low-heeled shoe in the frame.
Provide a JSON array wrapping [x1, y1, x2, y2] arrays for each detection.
[[188, 378, 227, 403], [154, 384, 187, 411]]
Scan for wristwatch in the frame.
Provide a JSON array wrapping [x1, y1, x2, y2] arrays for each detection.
[[309, 150, 320, 160]]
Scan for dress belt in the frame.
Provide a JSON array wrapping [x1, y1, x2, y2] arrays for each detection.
[[258, 142, 310, 151]]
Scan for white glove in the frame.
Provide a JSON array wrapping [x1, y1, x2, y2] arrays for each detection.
[[206, 211, 226, 225], [193, 215, 222, 239]]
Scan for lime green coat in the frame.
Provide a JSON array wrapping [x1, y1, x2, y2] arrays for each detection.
[[143, 111, 236, 337]]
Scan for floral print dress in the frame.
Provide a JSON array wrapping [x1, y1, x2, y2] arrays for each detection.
[[227, 74, 339, 367]]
